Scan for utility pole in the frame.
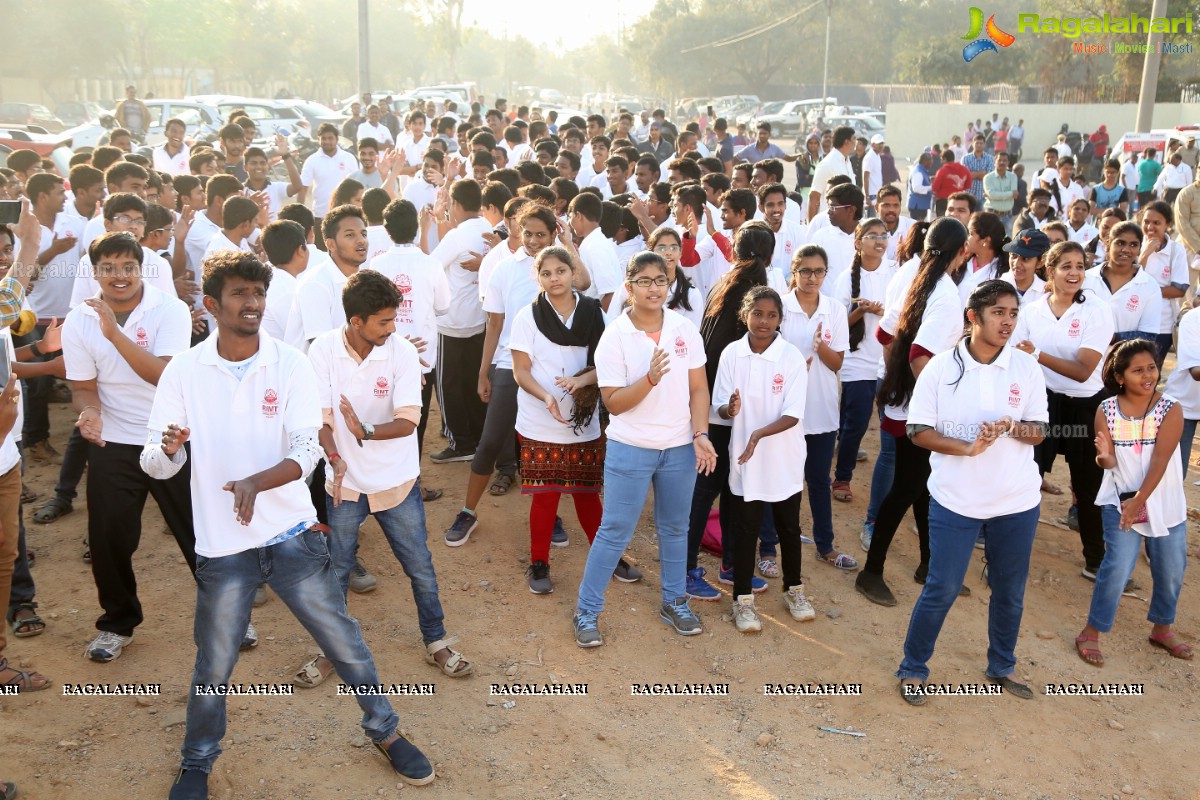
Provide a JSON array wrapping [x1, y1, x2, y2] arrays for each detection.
[[820, 0, 832, 117], [358, 0, 370, 96], [1134, 0, 1167, 133]]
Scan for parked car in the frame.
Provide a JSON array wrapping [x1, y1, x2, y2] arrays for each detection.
[[54, 101, 111, 127], [755, 100, 817, 137], [188, 96, 314, 136], [290, 100, 346, 132], [824, 114, 886, 140], [0, 126, 64, 157], [0, 103, 67, 133], [139, 100, 223, 145]]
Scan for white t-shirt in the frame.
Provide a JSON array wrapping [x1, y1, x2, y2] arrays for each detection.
[[862, 148, 883, 196], [152, 143, 191, 175], [687, 233, 731, 302], [482, 249, 540, 370], [478, 241, 518, 304], [70, 247, 177, 310], [780, 291, 849, 435], [366, 245, 451, 373], [605, 277, 704, 332], [285, 260, 351, 351], [1083, 265, 1163, 337], [596, 308, 706, 450], [1001, 271, 1046, 306], [147, 332, 321, 557], [299, 148, 360, 217], [309, 329, 423, 494], [365, 225, 392, 264], [401, 178, 441, 252], [1012, 291, 1114, 397], [400, 135, 431, 168], [1067, 221, 1099, 248], [885, 217, 916, 261], [262, 266, 301, 341], [712, 334, 808, 502], [509, 299, 602, 444], [1164, 309, 1200, 419], [245, 182, 293, 223], [767, 219, 808, 274], [958, 257, 1001, 304], [1047, 176, 1086, 215], [831, 259, 897, 382], [1143, 239, 1190, 333], [355, 121, 394, 146], [808, 149, 855, 216], [184, 211, 220, 273], [881, 273, 965, 422], [30, 214, 86, 320], [808, 224, 856, 295], [62, 284, 191, 445], [907, 342, 1048, 519], [430, 216, 492, 337], [577, 228, 623, 303]]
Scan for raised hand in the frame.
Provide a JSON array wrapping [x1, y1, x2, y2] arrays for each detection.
[[647, 347, 671, 385]]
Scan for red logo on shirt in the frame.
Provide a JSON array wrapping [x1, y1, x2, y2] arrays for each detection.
[[674, 335, 687, 357], [135, 326, 148, 349], [1008, 382, 1022, 408], [1126, 295, 1140, 312], [262, 388, 279, 419], [772, 373, 784, 395], [1067, 318, 1082, 337], [374, 376, 390, 397], [784, 241, 793, 255], [394, 273, 413, 295]]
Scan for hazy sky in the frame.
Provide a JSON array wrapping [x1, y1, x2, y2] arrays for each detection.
[[461, 0, 646, 50]]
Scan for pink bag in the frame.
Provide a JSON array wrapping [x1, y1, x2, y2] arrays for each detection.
[[701, 509, 723, 556]]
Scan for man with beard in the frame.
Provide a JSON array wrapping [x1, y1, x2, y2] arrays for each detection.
[[874, 185, 913, 260]]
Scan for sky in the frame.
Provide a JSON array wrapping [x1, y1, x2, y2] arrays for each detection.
[[460, 0, 649, 50]]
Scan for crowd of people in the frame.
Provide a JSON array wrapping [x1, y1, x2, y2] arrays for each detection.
[[0, 93, 1196, 799]]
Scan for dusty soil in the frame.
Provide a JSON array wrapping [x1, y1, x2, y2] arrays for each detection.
[[2, 388, 1198, 800]]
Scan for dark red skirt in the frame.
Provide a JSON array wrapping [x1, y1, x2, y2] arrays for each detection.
[[519, 435, 605, 494]]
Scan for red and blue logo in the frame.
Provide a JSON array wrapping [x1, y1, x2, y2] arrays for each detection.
[[962, 7, 1015, 61]]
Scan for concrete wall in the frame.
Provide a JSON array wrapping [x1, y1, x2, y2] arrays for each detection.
[[887, 102, 1200, 167]]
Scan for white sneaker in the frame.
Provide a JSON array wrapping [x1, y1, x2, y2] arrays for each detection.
[[784, 584, 816, 622], [732, 595, 762, 633], [241, 622, 259, 650], [86, 631, 133, 662]]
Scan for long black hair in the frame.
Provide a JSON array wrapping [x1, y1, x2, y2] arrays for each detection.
[[848, 218, 887, 352], [969, 211, 1011, 276], [895, 220, 930, 265], [705, 221, 772, 318], [877, 216, 969, 410], [949, 279, 1021, 388]]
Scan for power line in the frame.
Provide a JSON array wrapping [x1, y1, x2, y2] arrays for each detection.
[[678, 0, 825, 54]]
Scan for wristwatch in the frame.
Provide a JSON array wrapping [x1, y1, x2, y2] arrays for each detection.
[[361, 421, 376, 441]]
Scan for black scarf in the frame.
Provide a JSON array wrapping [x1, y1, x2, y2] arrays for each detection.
[[531, 292, 605, 366]]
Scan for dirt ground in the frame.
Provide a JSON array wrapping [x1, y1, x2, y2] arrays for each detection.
[[2, 386, 1198, 800]]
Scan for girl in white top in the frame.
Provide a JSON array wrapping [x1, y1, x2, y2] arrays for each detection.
[[957, 211, 1009, 302], [573, 252, 718, 648], [857, 217, 971, 608], [1083, 220, 1162, 341], [511, 246, 625, 594], [1013, 241, 1115, 579], [896, 279, 1048, 703], [604, 227, 703, 330], [1077, 339, 1193, 666], [831, 219, 896, 505], [713, 286, 815, 632], [780, 245, 856, 570], [999, 228, 1049, 306], [1137, 200, 1190, 363]]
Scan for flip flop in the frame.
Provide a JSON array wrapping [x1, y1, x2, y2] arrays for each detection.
[[1148, 632, 1195, 660]]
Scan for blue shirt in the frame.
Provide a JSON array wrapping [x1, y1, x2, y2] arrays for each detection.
[[736, 142, 788, 164], [1091, 182, 1125, 210], [961, 152, 995, 203]]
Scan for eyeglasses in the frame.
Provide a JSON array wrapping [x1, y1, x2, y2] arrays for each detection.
[[828, 204, 854, 212], [149, 225, 174, 235], [861, 233, 888, 241], [112, 215, 146, 228], [653, 244, 681, 253], [793, 268, 828, 279], [632, 276, 671, 288]]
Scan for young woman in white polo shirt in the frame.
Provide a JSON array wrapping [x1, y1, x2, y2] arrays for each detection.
[[856, 217, 970, 607], [1013, 241, 1115, 580], [713, 286, 815, 632], [896, 280, 1048, 704], [511, 246, 641, 593], [1076, 339, 1193, 666], [1137, 201, 1189, 365], [572, 251, 717, 648], [831, 219, 895, 506], [1083, 220, 1161, 343], [780, 244, 856, 570], [1000, 228, 1049, 306]]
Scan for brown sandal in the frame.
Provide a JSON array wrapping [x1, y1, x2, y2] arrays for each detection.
[[1148, 631, 1194, 660], [0, 656, 50, 691], [832, 481, 852, 502], [1075, 632, 1104, 667]]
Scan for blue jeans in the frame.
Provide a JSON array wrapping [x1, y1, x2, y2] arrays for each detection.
[[326, 483, 446, 644], [834, 379, 876, 482], [805, 431, 837, 554], [758, 507, 779, 558], [181, 529, 399, 772], [1087, 506, 1188, 632], [577, 441, 694, 615], [1180, 418, 1197, 480], [898, 499, 1039, 682]]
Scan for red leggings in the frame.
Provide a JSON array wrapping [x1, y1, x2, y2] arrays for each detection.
[[530, 491, 603, 563]]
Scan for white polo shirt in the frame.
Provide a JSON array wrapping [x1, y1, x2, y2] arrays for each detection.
[[285, 260, 351, 351], [262, 266, 301, 341], [1001, 272, 1046, 306], [245, 182, 293, 223], [400, 178, 441, 252], [780, 290, 849, 435], [1067, 222, 1099, 248], [400, 134, 430, 169], [184, 211, 220, 273], [1012, 291, 1113, 397], [147, 332, 321, 556], [765, 219, 808, 274], [70, 247, 177, 310], [152, 143, 191, 175], [807, 224, 855, 294], [478, 240, 518, 304], [862, 148, 883, 196], [366, 245, 451, 373], [1083, 265, 1162, 336], [62, 284, 191, 445], [596, 308, 706, 451], [605, 278, 704, 332], [1047, 176, 1086, 215], [355, 121, 394, 146], [712, 334, 807, 502], [907, 342, 1047, 519], [31, 214, 86, 320], [831, 259, 897, 382], [885, 217, 916, 261], [431, 216, 492, 338], [808, 149, 855, 215], [1144, 239, 1189, 333], [482, 249, 540, 370], [308, 329, 422, 494], [508, 299, 602, 444], [958, 257, 1001, 304], [300, 147, 360, 217], [577, 228, 623, 302], [1164, 308, 1200, 418]]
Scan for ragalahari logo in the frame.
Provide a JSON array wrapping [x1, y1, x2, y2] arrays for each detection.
[[962, 7, 1016, 61]]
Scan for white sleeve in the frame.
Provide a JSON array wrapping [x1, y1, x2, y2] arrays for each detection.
[[711, 346, 735, 414], [432, 261, 452, 314], [300, 155, 315, 187], [392, 341, 423, 412], [61, 314, 98, 382], [307, 335, 334, 412], [828, 304, 850, 354], [594, 328, 627, 388], [140, 430, 188, 480], [1021, 359, 1050, 423], [780, 348, 808, 421], [905, 357, 941, 429], [1135, 284, 1162, 334], [482, 261, 508, 315], [508, 307, 535, 356], [151, 300, 193, 357], [1080, 301, 1115, 354]]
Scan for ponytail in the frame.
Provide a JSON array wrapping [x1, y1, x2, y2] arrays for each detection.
[[848, 219, 886, 352]]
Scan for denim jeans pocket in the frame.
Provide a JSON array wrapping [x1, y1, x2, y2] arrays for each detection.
[[195, 554, 210, 576], [298, 527, 331, 558]]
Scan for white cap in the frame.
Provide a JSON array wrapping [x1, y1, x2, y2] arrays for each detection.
[[870, 133, 885, 145]]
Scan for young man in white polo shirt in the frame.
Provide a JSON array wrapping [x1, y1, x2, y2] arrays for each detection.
[[61, 232, 196, 662], [757, 183, 808, 275], [259, 220, 309, 341], [141, 252, 435, 799], [299, 123, 359, 219], [153, 118, 192, 176], [808, 126, 857, 222], [355, 104, 395, 147], [244, 140, 302, 223], [285, 205, 367, 353], [568, 192, 621, 310], [302, 270, 471, 687]]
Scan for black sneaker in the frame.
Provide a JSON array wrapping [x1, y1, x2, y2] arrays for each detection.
[[551, 516, 568, 547], [1067, 504, 1079, 531], [527, 560, 553, 594], [429, 446, 475, 463], [855, 571, 897, 607], [444, 510, 478, 547], [168, 767, 209, 800]]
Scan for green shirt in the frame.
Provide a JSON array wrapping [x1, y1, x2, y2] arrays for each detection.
[[983, 171, 1018, 213], [1137, 159, 1162, 193]]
